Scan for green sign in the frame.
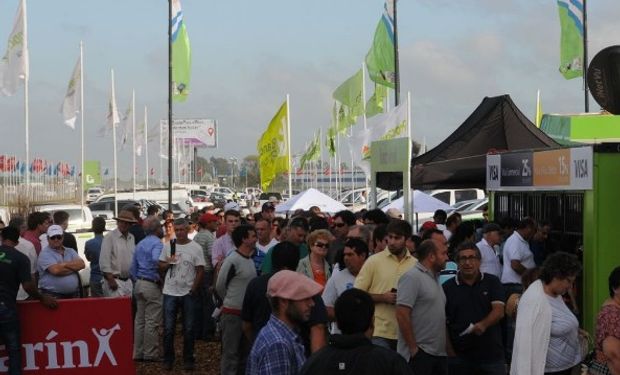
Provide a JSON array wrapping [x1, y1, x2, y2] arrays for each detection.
[[84, 161, 101, 189], [370, 137, 410, 172]]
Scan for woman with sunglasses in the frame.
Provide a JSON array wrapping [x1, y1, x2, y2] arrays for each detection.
[[297, 229, 333, 287]]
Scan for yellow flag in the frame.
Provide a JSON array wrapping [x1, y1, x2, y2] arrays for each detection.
[[258, 101, 289, 190]]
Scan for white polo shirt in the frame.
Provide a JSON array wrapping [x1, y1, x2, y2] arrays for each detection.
[[500, 231, 535, 284]]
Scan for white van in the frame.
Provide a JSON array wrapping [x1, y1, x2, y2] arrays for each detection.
[[427, 188, 486, 207]]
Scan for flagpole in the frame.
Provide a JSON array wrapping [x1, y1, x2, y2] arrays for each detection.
[[583, 0, 589, 112], [23, 0, 30, 193], [362, 62, 369, 208], [393, 0, 400, 107], [80, 41, 85, 212], [159, 121, 164, 187], [145, 105, 149, 190], [111, 69, 119, 217], [405, 91, 412, 224], [167, 0, 173, 209], [286, 94, 292, 196], [131, 90, 136, 198]]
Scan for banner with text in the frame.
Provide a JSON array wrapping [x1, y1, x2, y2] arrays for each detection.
[[160, 119, 217, 148], [486, 146, 593, 191], [0, 298, 134, 374]]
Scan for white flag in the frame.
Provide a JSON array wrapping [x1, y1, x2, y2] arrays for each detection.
[[347, 102, 408, 176], [0, 0, 28, 96], [120, 99, 132, 150], [61, 56, 81, 129], [101, 71, 120, 137], [159, 120, 168, 159], [135, 121, 145, 156]]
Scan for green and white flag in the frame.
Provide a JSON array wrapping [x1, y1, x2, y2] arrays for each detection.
[[557, 0, 584, 79], [61, 55, 81, 129], [365, 0, 395, 89], [0, 0, 28, 96], [171, 0, 191, 101]]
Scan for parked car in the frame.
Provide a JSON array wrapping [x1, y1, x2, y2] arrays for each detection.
[[208, 192, 228, 209], [156, 201, 191, 218], [37, 204, 94, 233], [213, 187, 235, 201], [85, 187, 104, 203], [427, 188, 486, 207]]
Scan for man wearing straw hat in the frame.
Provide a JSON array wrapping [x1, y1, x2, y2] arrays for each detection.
[[100, 209, 137, 297]]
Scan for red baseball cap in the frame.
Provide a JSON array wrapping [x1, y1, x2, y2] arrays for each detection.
[[199, 213, 219, 224]]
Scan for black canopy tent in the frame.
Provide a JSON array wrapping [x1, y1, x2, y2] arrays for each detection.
[[376, 95, 560, 190]]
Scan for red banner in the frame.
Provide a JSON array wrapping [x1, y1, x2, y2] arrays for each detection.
[[0, 297, 135, 374]]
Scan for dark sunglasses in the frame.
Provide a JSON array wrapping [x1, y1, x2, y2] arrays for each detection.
[[333, 223, 346, 228], [49, 235, 63, 240], [314, 242, 329, 248]]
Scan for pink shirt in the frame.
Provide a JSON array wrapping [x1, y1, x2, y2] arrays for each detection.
[[22, 230, 42, 255]]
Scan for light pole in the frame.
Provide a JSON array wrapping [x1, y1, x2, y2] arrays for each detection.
[[229, 157, 237, 189]]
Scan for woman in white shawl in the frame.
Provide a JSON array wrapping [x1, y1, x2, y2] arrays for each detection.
[[511, 252, 582, 375]]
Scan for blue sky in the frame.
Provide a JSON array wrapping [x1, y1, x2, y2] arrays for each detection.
[[1, 0, 619, 180]]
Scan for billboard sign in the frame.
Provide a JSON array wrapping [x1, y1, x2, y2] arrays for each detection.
[[161, 119, 217, 148]]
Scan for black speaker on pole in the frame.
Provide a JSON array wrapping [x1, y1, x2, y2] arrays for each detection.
[[587, 45, 620, 114]]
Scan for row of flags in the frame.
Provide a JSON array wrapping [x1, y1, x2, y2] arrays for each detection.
[[0, 0, 192, 174], [0, 155, 75, 176]]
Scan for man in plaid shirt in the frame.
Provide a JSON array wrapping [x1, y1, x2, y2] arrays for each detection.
[[246, 270, 322, 375]]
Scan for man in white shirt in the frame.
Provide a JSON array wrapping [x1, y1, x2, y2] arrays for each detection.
[[322, 238, 368, 334], [255, 216, 278, 254], [159, 218, 206, 371], [476, 223, 503, 278], [500, 217, 537, 295]]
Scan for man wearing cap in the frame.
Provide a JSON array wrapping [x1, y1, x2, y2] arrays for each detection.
[[216, 225, 258, 375], [193, 212, 219, 340], [211, 209, 241, 271], [246, 270, 322, 375], [130, 216, 164, 362], [0, 227, 58, 375], [476, 223, 503, 279], [37, 225, 85, 298], [100, 209, 137, 297]]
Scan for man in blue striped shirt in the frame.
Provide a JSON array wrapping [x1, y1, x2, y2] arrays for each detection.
[[130, 216, 164, 362], [246, 270, 322, 375]]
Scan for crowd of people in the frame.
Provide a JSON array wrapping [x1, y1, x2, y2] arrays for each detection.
[[0, 202, 619, 375]]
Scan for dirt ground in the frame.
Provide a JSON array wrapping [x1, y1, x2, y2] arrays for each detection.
[[136, 337, 221, 374]]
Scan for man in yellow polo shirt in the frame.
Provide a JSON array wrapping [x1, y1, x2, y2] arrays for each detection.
[[354, 219, 417, 350]]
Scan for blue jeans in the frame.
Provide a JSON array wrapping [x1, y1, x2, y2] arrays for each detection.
[[448, 356, 506, 375], [0, 302, 21, 375], [163, 294, 196, 365], [371, 337, 397, 351]]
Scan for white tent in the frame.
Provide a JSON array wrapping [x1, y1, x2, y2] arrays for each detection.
[[275, 188, 347, 213], [381, 190, 452, 213]]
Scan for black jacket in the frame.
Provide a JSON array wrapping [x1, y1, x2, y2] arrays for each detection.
[[300, 334, 412, 375]]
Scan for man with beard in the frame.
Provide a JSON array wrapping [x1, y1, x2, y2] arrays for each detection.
[[354, 219, 417, 351], [396, 238, 449, 375], [130, 216, 165, 362], [246, 270, 322, 375]]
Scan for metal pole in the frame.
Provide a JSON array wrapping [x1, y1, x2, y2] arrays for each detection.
[[132, 89, 136, 198], [80, 41, 85, 212], [393, 0, 400, 107], [286, 95, 293, 196], [583, 0, 589, 112], [145, 105, 149, 190], [168, 0, 173, 207]]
